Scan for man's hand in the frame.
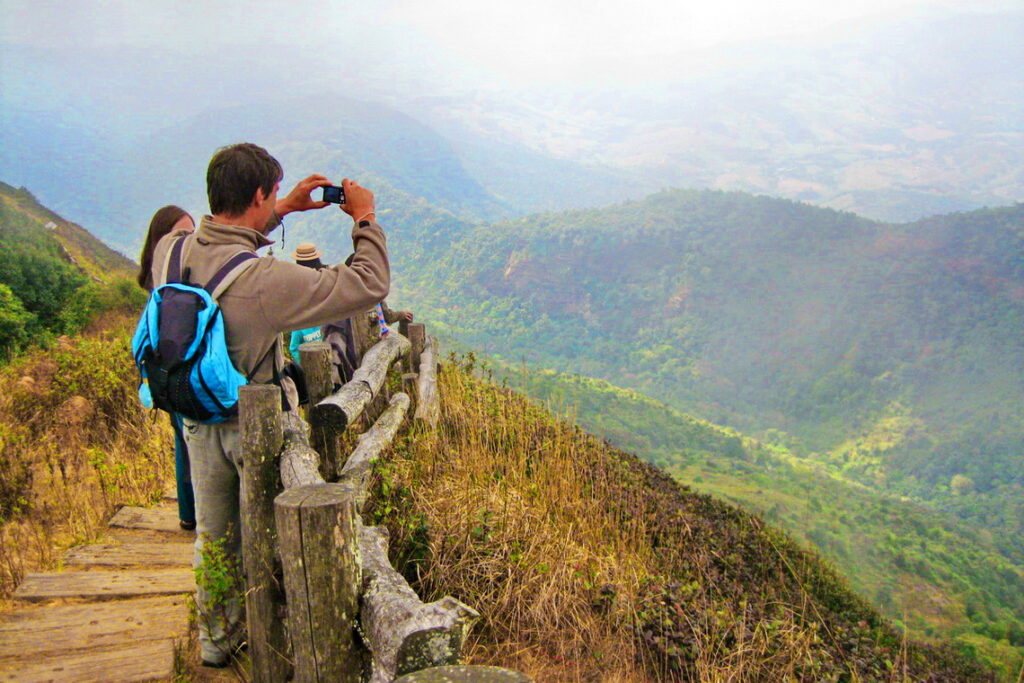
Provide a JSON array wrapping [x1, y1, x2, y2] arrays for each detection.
[[400, 311, 414, 322], [340, 178, 376, 223], [276, 174, 332, 217]]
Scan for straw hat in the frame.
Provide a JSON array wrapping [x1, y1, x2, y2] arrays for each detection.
[[292, 243, 323, 262]]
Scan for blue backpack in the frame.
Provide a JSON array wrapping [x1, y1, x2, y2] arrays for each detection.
[[132, 235, 260, 423]]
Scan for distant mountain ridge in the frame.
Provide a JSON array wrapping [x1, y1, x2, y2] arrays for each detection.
[[2, 8, 1020, 251]]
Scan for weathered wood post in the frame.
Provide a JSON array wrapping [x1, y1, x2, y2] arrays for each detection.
[[402, 373, 418, 413], [312, 334, 410, 436], [414, 336, 440, 427], [352, 311, 372, 363], [300, 341, 341, 480], [275, 483, 362, 682], [359, 524, 480, 682], [407, 323, 426, 374], [239, 384, 291, 682], [398, 318, 410, 339]]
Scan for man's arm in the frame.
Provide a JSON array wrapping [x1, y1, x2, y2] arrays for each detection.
[[276, 174, 332, 218]]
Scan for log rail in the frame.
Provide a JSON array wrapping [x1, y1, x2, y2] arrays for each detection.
[[240, 323, 517, 682]]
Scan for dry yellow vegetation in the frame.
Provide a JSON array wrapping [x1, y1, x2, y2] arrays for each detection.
[[0, 315, 172, 599]]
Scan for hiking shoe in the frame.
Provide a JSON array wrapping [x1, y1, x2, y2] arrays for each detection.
[[201, 657, 229, 669], [201, 639, 247, 668]]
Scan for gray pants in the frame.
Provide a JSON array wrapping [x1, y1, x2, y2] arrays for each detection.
[[182, 418, 247, 664]]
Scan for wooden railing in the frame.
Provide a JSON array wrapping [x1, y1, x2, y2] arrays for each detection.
[[237, 322, 478, 682]]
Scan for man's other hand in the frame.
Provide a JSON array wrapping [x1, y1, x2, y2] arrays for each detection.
[[277, 174, 332, 217], [400, 311, 414, 322], [340, 178, 375, 223]]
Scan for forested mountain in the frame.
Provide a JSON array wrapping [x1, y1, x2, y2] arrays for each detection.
[[0, 182, 141, 359], [387, 192, 1024, 562], [0, 88, 629, 255]]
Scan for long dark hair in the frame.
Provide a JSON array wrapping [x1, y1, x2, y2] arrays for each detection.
[[137, 205, 191, 290]]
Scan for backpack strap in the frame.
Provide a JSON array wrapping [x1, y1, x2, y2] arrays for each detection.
[[206, 251, 258, 299], [160, 235, 189, 285]]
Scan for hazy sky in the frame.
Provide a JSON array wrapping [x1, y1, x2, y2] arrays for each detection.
[[0, 0, 1010, 85]]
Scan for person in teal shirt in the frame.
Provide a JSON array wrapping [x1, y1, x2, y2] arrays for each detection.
[[290, 325, 323, 363]]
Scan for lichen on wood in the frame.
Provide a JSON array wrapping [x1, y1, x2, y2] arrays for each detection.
[[358, 524, 480, 683], [414, 336, 440, 426]]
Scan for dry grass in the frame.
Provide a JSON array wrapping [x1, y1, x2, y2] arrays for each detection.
[[376, 364, 654, 680], [374, 364, 844, 681], [0, 316, 173, 600], [373, 361, 991, 682]]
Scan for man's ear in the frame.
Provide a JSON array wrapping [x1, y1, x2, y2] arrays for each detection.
[[252, 186, 267, 209]]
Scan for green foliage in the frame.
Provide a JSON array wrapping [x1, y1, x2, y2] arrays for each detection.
[[0, 186, 142, 361], [194, 533, 245, 662], [0, 201, 88, 336], [0, 284, 34, 361], [194, 535, 242, 609]]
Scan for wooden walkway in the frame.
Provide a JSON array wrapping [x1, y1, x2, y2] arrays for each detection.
[[0, 498, 196, 682]]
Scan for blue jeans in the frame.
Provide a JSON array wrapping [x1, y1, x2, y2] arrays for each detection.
[[170, 413, 196, 525]]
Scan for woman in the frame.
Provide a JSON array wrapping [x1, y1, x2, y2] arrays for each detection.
[[137, 205, 197, 530]]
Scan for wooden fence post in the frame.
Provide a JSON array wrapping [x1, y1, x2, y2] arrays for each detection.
[[300, 341, 341, 480], [275, 483, 362, 682], [240, 384, 291, 682], [352, 311, 372, 364], [407, 323, 425, 374], [414, 337, 440, 426], [398, 318, 410, 339]]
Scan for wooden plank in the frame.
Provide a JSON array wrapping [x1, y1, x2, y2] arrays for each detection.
[[108, 506, 188, 534], [63, 542, 193, 567], [0, 638, 176, 682], [0, 595, 189, 660], [13, 569, 194, 601]]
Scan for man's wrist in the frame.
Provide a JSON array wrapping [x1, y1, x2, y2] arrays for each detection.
[[353, 211, 376, 224], [275, 201, 293, 218]]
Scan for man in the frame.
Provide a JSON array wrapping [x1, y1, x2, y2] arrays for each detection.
[[150, 142, 389, 667]]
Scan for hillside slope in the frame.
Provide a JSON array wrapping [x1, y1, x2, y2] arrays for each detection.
[[373, 359, 994, 680], [392, 192, 1024, 558], [495, 363, 1023, 676], [0, 181, 141, 359]]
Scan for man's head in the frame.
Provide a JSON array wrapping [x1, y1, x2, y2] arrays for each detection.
[[207, 143, 283, 221]]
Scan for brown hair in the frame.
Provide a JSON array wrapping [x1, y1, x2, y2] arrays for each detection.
[[206, 142, 283, 218], [137, 205, 191, 290]]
